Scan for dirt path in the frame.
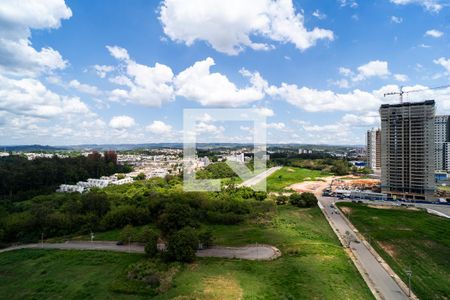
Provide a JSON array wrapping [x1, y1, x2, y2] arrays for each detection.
[[0, 241, 281, 261]]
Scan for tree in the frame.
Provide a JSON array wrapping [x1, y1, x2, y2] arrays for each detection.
[[289, 192, 318, 208], [157, 203, 196, 235], [142, 228, 159, 257], [276, 195, 288, 205], [331, 160, 350, 176], [81, 192, 110, 218], [120, 224, 134, 244], [135, 172, 146, 180], [165, 227, 199, 262], [301, 192, 318, 207], [198, 229, 213, 249], [289, 193, 303, 206]]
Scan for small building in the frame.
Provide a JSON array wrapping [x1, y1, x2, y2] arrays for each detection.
[[57, 184, 85, 193], [110, 177, 134, 185]]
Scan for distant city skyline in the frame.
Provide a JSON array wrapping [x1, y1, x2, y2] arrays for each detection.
[[1, 0, 450, 145]]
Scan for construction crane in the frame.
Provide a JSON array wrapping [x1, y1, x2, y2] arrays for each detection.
[[383, 84, 450, 104]]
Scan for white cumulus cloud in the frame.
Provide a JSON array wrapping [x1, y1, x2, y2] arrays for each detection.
[[109, 115, 136, 129], [146, 120, 172, 134], [434, 57, 450, 73], [159, 0, 334, 55], [106, 45, 174, 106], [425, 29, 444, 38], [0, 0, 71, 77], [390, 0, 442, 12], [174, 57, 265, 106]]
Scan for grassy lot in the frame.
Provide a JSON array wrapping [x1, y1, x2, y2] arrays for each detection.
[[0, 206, 373, 299], [337, 202, 450, 300], [256, 166, 329, 192], [0, 250, 145, 300]]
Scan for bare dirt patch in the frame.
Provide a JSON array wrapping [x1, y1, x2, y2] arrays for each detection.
[[378, 241, 398, 259], [340, 207, 353, 215], [201, 275, 243, 300], [368, 205, 395, 210]]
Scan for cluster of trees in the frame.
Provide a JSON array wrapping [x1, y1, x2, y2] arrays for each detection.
[[276, 192, 318, 208], [0, 152, 131, 201], [196, 162, 237, 179], [0, 177, 266, 250]]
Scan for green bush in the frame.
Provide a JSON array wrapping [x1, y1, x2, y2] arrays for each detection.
[[157, 203, 197, 236], [198, 229, 213, 249], [165, 227, 199, 262], [142, 228, 159, 257], [276, 195, 288, 205], [289, 192, 318, 208]]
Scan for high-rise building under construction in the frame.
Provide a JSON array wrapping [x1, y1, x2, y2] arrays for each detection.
[[379, 100, 436, 201]]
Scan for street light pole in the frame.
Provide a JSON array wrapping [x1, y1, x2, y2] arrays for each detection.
[[405, 267, 413, 298]]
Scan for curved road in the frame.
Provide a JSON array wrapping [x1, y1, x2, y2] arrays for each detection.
[[0, 241, 281, 261]]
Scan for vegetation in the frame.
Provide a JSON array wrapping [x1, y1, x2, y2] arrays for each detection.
[[258, 166, 329, 192], [0, 177, 267, 245], [337, 202, 450, 300], [165, 227, 199, 262], [289, 192, 318, 207], [0, 205, 374, 299], [0, 152, 131, 201]]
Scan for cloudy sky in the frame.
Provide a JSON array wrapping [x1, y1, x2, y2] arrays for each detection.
[[1, 0, 450, 145]]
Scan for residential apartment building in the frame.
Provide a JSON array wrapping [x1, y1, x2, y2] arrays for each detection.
[[380, 100, 435, 201], [366, 128, 381, 173], [435, 115, 450, 172]]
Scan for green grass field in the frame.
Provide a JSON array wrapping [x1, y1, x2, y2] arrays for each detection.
[[0, 206, 373, 299], [337, 202, 450, 300], [257, 166, 329, 192]]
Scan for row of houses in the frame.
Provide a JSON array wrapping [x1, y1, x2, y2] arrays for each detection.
[[57, 176, 134, 193]]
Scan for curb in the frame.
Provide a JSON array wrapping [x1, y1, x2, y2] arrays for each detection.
[[337, 206, 419, 300], [318, 204, 383, 300]]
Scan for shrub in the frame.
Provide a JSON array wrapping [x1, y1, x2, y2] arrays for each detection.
[[198, 229, 213, 249], [301, 192, 318, 207], [157, 203, 196, 235], [120, 224, 135, 244], [142, 228, 159, 257], [276, 195, 288, 205], [165, 227, 199, 262], [205, 211, 245, 225], [289, 193, 303, 206], [289, 192, 318, 208], [101, 205, 150, 229]]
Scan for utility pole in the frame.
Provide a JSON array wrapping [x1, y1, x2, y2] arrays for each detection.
[[41, 232, 44, 248], [405, 267, 413, 298]]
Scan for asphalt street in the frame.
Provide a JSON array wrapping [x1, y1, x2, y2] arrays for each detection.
[[238, 166, 282, 187], [319, 196, 410, 300], [0, 241, 280, 260]]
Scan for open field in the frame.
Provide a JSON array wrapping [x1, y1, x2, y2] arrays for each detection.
[[337, 202, 450, 300], [256, 167, 330, 192], [0, 206, 373, 299]]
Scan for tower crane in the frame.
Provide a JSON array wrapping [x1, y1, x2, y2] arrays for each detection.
[[383, 84, 450, 104]]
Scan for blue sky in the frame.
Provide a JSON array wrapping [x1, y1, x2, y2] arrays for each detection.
[[1, 0, 450, 145]]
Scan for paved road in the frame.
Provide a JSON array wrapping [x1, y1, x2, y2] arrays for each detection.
[[320, 196, 410, 300], [352, 199, 450, 218], [238, 166, 281, 188], [0, 241, 281, 260]]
